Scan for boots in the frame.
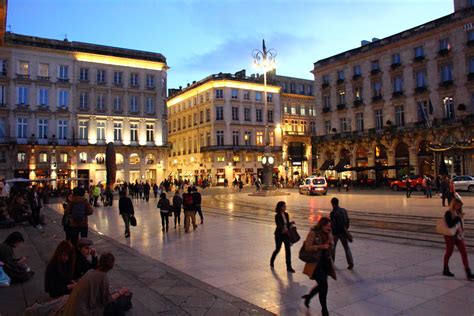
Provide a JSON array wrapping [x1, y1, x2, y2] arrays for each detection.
[[443, 266, 455, 277], [466, 268, 474, 280]]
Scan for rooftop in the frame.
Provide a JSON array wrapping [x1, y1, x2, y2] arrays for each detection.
[[5, 32, 167, 64]]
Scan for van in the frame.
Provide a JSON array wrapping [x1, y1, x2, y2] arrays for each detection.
[[299, 176, 328, 195]]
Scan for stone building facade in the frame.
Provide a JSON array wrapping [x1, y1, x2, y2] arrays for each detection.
[[0, 32, 168, 187], [167, 72, 282, 186], [312, 4, 474, 183]]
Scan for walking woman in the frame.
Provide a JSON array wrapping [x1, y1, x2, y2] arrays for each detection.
[[119, 190, 134, 238], [442, 197, 474, 280], [301, 217, 336, 316], [270, 201, 295, 273], [157, 193, 171, 232]]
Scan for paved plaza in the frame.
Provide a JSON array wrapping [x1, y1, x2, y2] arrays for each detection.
[[46, 188, 474, 315]]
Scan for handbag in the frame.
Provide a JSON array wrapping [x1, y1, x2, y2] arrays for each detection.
[[344, 227, 353, 243], [436, 218, 458, 236], [288, 225, 300, 244], [130, 215, 137, 227], [298, 242, 322, 263]]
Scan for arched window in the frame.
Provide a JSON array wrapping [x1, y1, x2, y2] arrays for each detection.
[[116, 153, 124, 165], [79, 152, 88, 163], [95, 153, 105, 164], [146, 153, 156, 165], [17, 152, 26, 163], [130, 153, 140, 165]]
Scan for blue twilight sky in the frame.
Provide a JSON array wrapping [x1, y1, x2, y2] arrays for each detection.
[[8, 0, 453, 89]]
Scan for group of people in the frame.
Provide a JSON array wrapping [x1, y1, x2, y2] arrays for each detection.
[[0, 185, 46, 230]]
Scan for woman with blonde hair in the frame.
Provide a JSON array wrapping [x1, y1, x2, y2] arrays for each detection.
[[301, 217, 336, 316], [443, 196, 474, 280]]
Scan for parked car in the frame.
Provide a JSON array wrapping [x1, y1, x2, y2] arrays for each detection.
[[390, 175, 424, 191], [299, 176, 328, 195], [453, 175, 474, 192]]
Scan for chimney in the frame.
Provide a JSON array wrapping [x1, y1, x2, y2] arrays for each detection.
[[361, 40, 371, 46]]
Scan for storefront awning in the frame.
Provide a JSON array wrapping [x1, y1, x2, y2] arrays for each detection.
[[335, 158, 351, 172], [319, 160, 334, 171]]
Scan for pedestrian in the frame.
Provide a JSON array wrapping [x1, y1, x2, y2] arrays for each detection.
[[119, 190, 134, 238], [92, 185, 100, 207], [172, 190, 182, 228], [65, 187, 94, 246], [442, 197, 474, 280], [270, 201, 295, 273], [330, 197, 354, 269], [73, 238, 98, 280], [448, 176, 455, 205], [405, 176, 411, 198], [62, 192, 73, 241], [28, 185, 43, 229], [183, 187, 197, 233], [157, 193, 171, 232], [153, 183, 158, 198], [192, 187, 203, 224], [44, 240, 76, 298], [301, 217, 335, 316], [144, 182, 150, 202], [426, 177, 433, 198]]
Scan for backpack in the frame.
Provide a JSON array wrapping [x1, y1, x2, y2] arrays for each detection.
[[183, 194, 194, 207], [71, 202, 87, 221]]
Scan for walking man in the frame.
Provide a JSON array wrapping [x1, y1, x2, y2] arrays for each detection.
[[183, 187, 197, 233], [330, 197, 354, 270], [405, 177, 411, 198], [118, 190, 134, 238], [192, 186, 203, 224]]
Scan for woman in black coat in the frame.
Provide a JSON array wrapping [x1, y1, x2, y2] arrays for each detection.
[[119, 190, 134, 238], [44, 240, 76, 298], [270, 201, 295, 272]]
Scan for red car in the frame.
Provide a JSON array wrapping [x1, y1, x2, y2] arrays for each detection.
[[390, 175, 424, 191]]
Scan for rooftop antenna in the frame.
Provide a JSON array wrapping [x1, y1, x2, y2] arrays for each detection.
[[61, 34, 68, 41], [7, 25, 11, 32]]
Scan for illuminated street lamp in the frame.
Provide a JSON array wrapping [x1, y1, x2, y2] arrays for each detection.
[[253, 40, 277, 190]]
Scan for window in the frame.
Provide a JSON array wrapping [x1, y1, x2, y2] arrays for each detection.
[[0, 60, 6, 75], [310, 122, 316, 133], [269, 131, 275, 146], [267, 93, 273, 102], [232, 131, 239, 146], [338, 91, 346, 104], [17, 87, 28, 104], [337, 70, 345, 80], [374, 109, 383, 130], [58, 120, 68, 140], [79, 68, 88, 81], [417, 101, 429, 123], [97, 69, 106, 83], [231, 89, 238, 99], [470, 57, 474, 74], [79, 121, 88, 140], [395, 105, 405, 127], [301, 107, 306, 116], [130, 123, 138, 142], [255, 92, 262, 101], [97, 122, 105, 141], [323, 95, 330, 108], [193, 113, 197, 125], [468, 30, 474, 42], [206, 108, 210, 122], [371, 60, 380, 71], [38, 119, 48, 139], [415, 71, 427, 88], [58, 90, 69, 108], [200, 110, 204, 123], [114, 96, 122, 112], [440, 64, 453, 82], [113, 123, 122, 141], [244, 131, 251, 145], [58, 65, 68, 80], [0, 85, 5, 105], [39, 63, 49, 77], [17, 152, 26, 163], [415, 46, 424, 58], [38, 88, 49, 106], [290, 83, 296, 93], [354, 87, 362, 100], [232, 107, 239, 120], [393, 76, 403, 92], [96, 93, 105, 110], [215, 89, 223, 99], [391, 53, 401, 65], [256, 109, 263, 122], [59, 153, 68, 163], [216, 130, 224, 146], [322, 75, 330, 84], [130, 73, 139, 86], [356, 112, 364, 131], [216, 106, 224, 120], [244, 108, 251, 121], [39, 152, 48, 163], [79, 152, 87, 163], [18, 61, 29, 75], [340, 117, 349, 132], [146, 75, 155, 88], [113, 71, 123, 85], [188, 114, 192, 127], [146, 97, 154, 113], [308, 85, 313, 96], [243, 90, 250, 100], [0, 119, 5, 138], [373, 82, 382, 97], [205, 92, 210, 101], [79, 92, 88, 109], [325, 120, 331, 135], [439, 38, 450, 51], [146, 124, 154, 142], [130, 96, 138, 112], [353, 65, 362, 76], [256, 131, 264, 146], [443, 97, 455, 120], [268, 110, 273, 123]]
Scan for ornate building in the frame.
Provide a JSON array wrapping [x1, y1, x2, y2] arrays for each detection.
[[312, 3, 474, 183], [167, 71, 282, 185], [0, 32, 169, 187]]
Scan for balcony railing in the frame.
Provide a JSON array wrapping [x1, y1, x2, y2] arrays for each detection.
[[16, 74, 30, 80], [392, 91, 404, 98], [415, 86, 428, 94], [353, 99, 363, 107], [352, 74, 361, 80], [413, 55, 425, 63], [370, 69, 381, 75], [321, 82, 329, 89], [336, 79, 345, 85], [438, 48, 450, 57], [57, 78, 70, 83], [372, 95, 383, 102], [200, 145, 282, 152], [322, 107, 331, 113], [37, 76, 50, 82], [439, 80, 454, 88], [337, 103, 347, 110], [390, 62, 401, 70], [468, 73, 474, 81]]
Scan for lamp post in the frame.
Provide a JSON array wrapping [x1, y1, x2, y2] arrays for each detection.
[[253, 40, 277, 190]]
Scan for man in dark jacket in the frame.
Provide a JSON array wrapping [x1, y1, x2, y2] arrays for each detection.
[[65, 187, 94, 245], [192, 187, 203, 224], [172, 190, 182, 228], [119, 190, 134, 238], [330, 197, 354, 269], [144, 182, 151, 202], [74, 238, 98, 280], [28, 185, 43, 228], [183, 187, 197, 233]]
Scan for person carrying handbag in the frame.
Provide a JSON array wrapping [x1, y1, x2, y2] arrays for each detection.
[[118, 190, 134, 238], [301, 217, 335, 316], [270, 201, 295, 273], [442, 196, 474, 280]]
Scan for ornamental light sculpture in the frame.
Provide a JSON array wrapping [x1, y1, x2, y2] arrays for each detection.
[[253, 40, 277, 190]]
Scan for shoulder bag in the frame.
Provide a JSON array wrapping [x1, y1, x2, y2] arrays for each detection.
[[288, 224, 301, 244], [436, 218, 458, 236], [130, 215, 137, 227]]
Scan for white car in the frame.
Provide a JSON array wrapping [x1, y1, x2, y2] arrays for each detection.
[[453, 176, 474, 192], [299, 176, 328, 195]]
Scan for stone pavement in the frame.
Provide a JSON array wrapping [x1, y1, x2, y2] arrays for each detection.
[[0, 207, 271, 316], [59, 193, 474, 316]]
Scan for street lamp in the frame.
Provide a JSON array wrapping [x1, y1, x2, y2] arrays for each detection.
[[253, 39, 277, 190]]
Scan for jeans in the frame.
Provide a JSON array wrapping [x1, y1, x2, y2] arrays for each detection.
[[426, 187, 432, 198], [270, 234, 292, 269], [184, 210, 196, 232], [307, 264, 329, 312], [174, 210, 181, 226], [70, 226, 88, 245], [444, 236, 470, 269], [406, 188, 411, 198], [332, 234, 354, 266], [122, 213, 130, 235], [160, 211, 169, 231]]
